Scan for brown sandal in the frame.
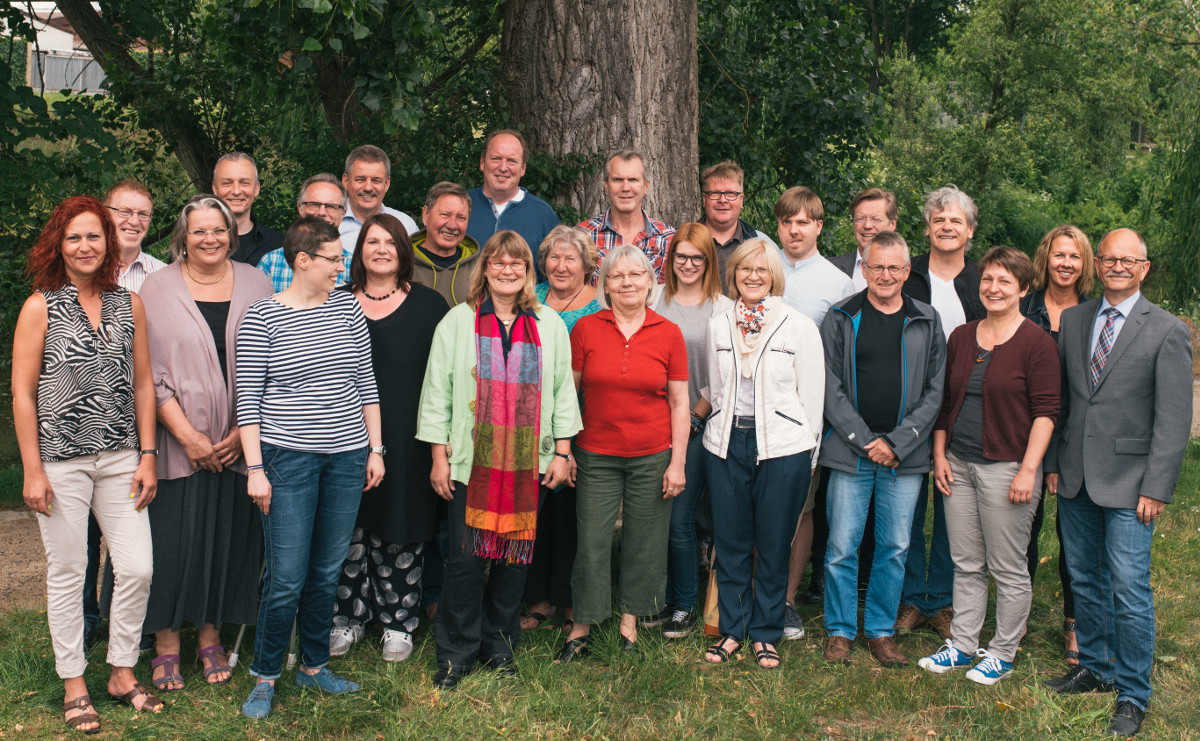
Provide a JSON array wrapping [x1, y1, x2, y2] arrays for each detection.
[[108, 682, 164, 713], [63, 695, 101, 735]]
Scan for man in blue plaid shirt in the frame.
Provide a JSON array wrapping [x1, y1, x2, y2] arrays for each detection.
[[257, 174, 352, 292]]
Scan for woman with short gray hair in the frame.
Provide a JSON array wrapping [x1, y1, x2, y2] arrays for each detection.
[[139, 194, 273, 692], [555, 244, 689, 661]]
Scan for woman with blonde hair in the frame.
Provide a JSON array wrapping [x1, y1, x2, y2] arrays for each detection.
[[1020, 224, 1094, 665], [418, 230, 581, 689], [648, 223, 732, 638], [699, 239, 824, 669]]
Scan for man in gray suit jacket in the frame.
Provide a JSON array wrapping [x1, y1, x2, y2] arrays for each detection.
[[1044, 228, 1193, 737]]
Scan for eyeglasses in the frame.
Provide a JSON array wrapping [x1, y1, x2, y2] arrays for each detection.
[[606, 270, 648, 282], [673, 254, 707, 266], [305, 251, 344, 264], [488, 259, 526, 271], [703, 190, 742, 201], [735, 266, 770, 277], [864, 263, 908, 276], [187, 228, 230, 239], [1097, 255, 1148, 269], [300, 201, 346, 215], [852, 216, 888, 226], [107, 206, 152, 223]]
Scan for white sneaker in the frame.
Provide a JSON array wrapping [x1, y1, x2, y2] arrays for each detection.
[[381, 629, 414, 662], [329, 624, 364, 657]]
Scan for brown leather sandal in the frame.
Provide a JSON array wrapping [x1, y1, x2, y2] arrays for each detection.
[[63, 695, 101, 735], [108, 682, 164, 713]]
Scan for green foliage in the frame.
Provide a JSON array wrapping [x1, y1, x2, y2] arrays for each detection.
[[698, 0, 880, 240], [870, 0, 1156, 262], [1153, 79, 1200, 306], [1, 36, 25, 88]]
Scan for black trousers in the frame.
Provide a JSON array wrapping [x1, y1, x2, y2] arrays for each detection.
[[434, 482, 539, 669], [522, 484, 577, 608]]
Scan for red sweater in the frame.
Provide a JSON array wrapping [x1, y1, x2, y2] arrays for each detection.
[[571, 309, 688, 456], [936, 319, 1060, 463]]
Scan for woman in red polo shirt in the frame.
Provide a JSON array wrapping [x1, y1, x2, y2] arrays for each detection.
[[555, 244, 689, 662]]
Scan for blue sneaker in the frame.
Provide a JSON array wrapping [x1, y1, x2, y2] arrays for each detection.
[[294, 667, 360, 694], [965, 649, 1013, 685], [241, 681, 274, 719], [917, 640, 974, 674]]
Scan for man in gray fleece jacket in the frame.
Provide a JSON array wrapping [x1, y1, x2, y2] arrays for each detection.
[[818, 232, 946, 669]]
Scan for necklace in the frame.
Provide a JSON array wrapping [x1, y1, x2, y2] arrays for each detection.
[[975, 345, 992, 364], [184, 261, 228, 285], [547, 282, 586, 312], [362, 286, 399, 301], [498, 316, 515, 327]]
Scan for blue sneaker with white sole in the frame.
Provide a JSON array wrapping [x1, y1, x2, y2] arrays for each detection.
[[965, 649, 1013, 685], [917, 640, 974, 674], [241, 681, 275, 719], [294, 667, 360, 694]]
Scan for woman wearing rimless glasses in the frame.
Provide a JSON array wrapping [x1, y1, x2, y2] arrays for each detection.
[[698, 239, 824, 670]]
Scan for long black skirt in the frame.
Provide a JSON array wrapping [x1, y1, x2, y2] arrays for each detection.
[[142, 470, 263, 633]]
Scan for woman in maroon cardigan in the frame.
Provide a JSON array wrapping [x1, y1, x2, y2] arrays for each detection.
[[917, 246, 1060, 686]]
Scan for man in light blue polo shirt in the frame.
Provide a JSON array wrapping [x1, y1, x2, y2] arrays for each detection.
[[338, 145, 419, 253]]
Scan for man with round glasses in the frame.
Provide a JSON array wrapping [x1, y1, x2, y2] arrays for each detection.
[[829, 187, 900, 292], [258, 174, 353, 292], [104, 179, 165, 293]]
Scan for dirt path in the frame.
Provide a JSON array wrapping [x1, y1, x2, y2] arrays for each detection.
[[0, 509, 48, 612]]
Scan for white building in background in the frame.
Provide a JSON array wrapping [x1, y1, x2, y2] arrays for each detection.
[[16, 2, 106, 93]]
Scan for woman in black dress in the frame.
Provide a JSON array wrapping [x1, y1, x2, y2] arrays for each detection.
[[329, 213, 449, 662]]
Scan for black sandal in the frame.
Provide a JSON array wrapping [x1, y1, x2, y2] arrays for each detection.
[[64, 695, 100, 735], [705, 636, 742, 664], [521, 611, 550, 631], [554, 634, 592, 664], [753, 642, 781, 669], [1064, 619, 1080, 665]]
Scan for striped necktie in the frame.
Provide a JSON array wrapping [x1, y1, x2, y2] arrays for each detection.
[[1089, 307, 1121, 389]]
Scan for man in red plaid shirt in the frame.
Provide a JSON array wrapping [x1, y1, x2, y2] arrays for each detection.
[[579, 150, 675, 283]]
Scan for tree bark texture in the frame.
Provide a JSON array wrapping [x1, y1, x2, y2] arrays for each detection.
[[56, 0, 212, 189], [501, 0, 700, 228]]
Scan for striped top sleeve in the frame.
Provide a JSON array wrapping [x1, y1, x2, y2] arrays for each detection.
[[236, 290, 380, 453]]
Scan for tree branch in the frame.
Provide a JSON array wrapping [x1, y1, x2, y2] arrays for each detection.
[[421, 30, 493, 98]]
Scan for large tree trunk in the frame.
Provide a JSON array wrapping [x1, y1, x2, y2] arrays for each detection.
[[500, 0, 700, 228], [56, 0, 212, 189]]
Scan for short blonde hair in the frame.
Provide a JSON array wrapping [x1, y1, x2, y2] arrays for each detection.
[[466, 231, 540, 312], [595, 244, 658, 310], [725, 239, 785, 300], [1032, 224, 1094, 295], [537, 225, 598, 279]]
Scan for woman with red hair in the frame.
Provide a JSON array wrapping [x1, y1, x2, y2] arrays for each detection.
[[12, 196, 163, 733]]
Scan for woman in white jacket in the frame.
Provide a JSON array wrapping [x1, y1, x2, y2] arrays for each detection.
[[697, 239, 824, 669]]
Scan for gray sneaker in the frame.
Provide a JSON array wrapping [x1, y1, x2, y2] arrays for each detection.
[[783, 601, 805, 640]]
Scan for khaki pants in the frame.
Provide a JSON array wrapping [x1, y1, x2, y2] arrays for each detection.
[[39, 449, 152, 678], [943, 452, 1041, 663]]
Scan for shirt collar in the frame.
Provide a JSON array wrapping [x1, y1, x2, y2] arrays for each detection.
[[1100, 291, 1140, 317], [599, 208, 662, 237], [597, 307, 664, 327]]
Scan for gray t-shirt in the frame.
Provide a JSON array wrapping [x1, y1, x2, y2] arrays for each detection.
[[657, 296, 716, 408]]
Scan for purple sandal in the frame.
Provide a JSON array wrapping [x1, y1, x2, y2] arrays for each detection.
[[150, 654, 185, 692], [197, 644, 233, 685]]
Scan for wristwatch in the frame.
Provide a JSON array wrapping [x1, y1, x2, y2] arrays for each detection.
[[554, 452, 572, 462], [140, 449, 159, 459], [370, 445, 387, 456]]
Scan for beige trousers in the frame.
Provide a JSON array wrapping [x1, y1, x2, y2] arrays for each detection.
[[39, 449, 152, 678]]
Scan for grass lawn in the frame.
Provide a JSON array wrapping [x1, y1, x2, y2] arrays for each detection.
[[0, 441, 1196, 739]]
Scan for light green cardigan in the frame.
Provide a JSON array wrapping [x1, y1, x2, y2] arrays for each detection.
[[416, 301, 583, 483]]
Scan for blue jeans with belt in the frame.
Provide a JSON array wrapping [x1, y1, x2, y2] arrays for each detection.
[[250, 444, 366, 680]]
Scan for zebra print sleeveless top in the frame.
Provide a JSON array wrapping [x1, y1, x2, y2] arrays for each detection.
[[37, 286, 139, 461]]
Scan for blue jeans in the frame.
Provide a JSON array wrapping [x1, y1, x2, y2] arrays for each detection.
[[900, 474, 953, 615], [706, 428, 811, 644], [250, 444, 366, 680], [824, 464, 921, 639], [1059, 485, 1153, 710], [666, 433, 707, 611]]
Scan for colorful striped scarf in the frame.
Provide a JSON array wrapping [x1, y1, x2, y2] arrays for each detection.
[[465, 305, 543, 564]]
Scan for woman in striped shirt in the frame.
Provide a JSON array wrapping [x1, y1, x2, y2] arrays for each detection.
[[235, 217, 385, 720]]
